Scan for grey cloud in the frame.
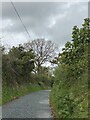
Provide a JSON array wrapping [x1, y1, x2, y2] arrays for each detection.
[[46, 2, 88, 46], [2, 2, 88, 48], [2, 2, 64, 19], [2, 2, 66, 37]]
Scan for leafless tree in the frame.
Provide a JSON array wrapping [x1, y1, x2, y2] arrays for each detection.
[[24, 39, 58, 73]]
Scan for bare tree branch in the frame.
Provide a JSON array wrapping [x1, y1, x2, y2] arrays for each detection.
[[24, 39, 58, 73]]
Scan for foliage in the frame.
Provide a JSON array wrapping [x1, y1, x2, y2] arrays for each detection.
[[50, 18, 89, 118], [2, 40, 53, 104], [2, 44, 35, 86]]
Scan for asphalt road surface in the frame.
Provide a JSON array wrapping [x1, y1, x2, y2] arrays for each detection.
[[2, 90, 52, 118]]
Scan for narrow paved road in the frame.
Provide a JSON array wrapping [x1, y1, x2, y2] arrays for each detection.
[[2, 90, 52, 118]]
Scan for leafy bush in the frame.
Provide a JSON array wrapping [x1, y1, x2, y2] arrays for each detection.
[[50, 18, 89, 118]]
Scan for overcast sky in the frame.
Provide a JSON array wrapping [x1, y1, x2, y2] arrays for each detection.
[[1, 1, 88, 51]]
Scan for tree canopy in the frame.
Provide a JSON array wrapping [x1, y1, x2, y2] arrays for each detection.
[[24, 39, 57, 73]]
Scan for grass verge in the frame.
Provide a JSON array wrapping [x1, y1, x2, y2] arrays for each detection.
[[2, 83, 46, 105]]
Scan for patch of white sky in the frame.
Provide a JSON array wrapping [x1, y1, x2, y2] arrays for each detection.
[[2, 33, 27, 46], [2, 18, 38, 47], [2, 19, 14, 29], [48, 12, 67, 28]]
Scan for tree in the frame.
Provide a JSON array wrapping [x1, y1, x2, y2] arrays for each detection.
[[24, 39, 57, 73], [2, 45, 35, 85], [50, 18, 89, 118]]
